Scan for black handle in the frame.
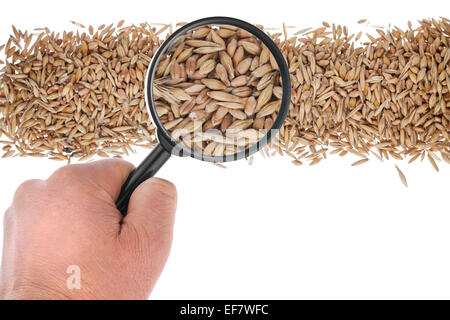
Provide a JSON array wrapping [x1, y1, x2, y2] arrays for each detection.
[[116, 143, 171, 215]]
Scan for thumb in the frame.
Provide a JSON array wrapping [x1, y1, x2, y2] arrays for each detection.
[[124, 177, 177, 234], [119, 178, 177, 287]]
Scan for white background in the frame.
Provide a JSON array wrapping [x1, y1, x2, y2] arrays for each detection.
[[1, 0, 449, 299]]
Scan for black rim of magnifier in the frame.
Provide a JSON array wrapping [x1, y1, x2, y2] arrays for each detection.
[[146, 16, 291, 163]]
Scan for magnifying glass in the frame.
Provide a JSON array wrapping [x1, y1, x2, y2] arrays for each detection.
[[116, 17, 291, 215]]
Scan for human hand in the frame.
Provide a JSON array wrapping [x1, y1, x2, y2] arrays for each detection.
[[0, 159, 177, 300]]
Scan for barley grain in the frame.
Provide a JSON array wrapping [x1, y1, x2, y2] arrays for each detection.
[[351, 158, 369, 166], [395, 165, 408, 187]]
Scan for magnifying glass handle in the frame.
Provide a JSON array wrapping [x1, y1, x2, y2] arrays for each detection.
[[116, 143, 171, 216]]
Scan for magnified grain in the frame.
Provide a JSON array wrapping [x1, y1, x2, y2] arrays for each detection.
[[207, 91, 245, 103], [153, 24, 282, 156], [201, 79, 227, 90]]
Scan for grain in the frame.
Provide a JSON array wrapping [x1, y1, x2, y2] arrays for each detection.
[[395, 165, 408, 187], [153, 24, 282, 156], [351, 158, 369, 166], [427, 153, 440, 172]]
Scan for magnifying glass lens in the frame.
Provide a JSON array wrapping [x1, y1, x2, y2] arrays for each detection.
[[152, 24, 283, 159]]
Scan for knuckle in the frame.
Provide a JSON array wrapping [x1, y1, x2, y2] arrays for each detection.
[[3, 207, 13, 225], [14, 179, 43, 200], [49, 164, 77, 181], [150, 178, 177, 202]]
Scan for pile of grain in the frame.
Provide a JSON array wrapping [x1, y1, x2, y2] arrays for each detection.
[[0, 18, 449, 171], [0, 21, 161, 161], [154, 24, 281, 156], [273, 18, 450, 171]]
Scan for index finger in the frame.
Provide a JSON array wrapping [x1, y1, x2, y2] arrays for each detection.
[[82, 159, 135, 201], [50, 159, 135, 202]]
